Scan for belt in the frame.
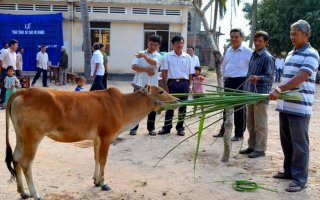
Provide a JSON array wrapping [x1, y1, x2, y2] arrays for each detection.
[[168, 78, 188, 82]]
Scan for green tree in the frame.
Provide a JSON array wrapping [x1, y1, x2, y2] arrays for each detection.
[[246, 0, 320, 53]]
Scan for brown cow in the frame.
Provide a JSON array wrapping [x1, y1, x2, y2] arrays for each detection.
[[5, 85, 177, 200]]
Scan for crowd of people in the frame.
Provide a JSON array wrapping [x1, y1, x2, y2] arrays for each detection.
[[0, 19, 318, 193]]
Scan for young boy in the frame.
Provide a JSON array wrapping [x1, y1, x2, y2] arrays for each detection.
[[75, 76, 86, 91], [3, 66, 20, 108]]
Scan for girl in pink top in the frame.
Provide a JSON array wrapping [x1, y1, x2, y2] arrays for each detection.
[[192, 67, 205, 114], [192, 67, 205, 96]]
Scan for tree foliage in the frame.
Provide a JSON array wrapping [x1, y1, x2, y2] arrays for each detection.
[[244, 0, 320, 53]]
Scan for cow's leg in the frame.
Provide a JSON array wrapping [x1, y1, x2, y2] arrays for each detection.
[[93, 138, 101, 186], [98, 139, 112, 191], [13, 144, 29, 199], [19, 139, 43, 200]]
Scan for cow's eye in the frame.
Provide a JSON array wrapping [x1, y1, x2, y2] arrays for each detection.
[[158, 91, 164, 95]]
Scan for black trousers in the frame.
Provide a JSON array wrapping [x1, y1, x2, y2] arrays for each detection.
[[219, 77, 247, 137], [130, 87, 156, 132], [102, 72, 107, 89], [279, 112, 310, 187], [32, 67, 48, 86], [0, 68, 7, 103], [162, 79, 189, 132]]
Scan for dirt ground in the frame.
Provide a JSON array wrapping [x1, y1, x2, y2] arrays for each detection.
[[0, 73, 319, 200]]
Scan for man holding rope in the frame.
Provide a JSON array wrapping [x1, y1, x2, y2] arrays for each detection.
[[240, 31, 275, 158]]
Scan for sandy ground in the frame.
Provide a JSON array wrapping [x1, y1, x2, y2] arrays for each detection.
[[0, 73, 320, 200]]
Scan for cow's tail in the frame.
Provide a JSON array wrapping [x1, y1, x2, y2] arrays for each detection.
[[5, 92, 20, 180]]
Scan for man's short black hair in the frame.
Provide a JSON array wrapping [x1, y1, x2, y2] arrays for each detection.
[[171, 35, 184, 44], [148, 35, 161, 44], [9, 39, 18, 47], [254, 31, 269, 42], [93, 43, 100, 50], [99, 43, 104, 49], [18, 47, 23, 51], [230, 28, 245, 38], [187, 46, 195, 51], [40, 44, 46, 49]]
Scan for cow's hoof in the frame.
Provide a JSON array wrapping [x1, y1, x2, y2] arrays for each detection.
[[20, 193, 30, 199], [94, 183, 100, 187], [101, 184, 111, 191]]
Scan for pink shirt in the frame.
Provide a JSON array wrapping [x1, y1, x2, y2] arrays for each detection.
[[193, 75, 204, 93]]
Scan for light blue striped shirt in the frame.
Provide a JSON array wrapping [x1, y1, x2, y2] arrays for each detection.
[[276, 43, 319, 117]]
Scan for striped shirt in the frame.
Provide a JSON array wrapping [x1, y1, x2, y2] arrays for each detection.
[[244, 48, 275, 94], [132, 50, 162, 87], [276, 43, 319, 117]]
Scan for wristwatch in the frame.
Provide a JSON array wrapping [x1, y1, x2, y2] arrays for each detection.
[[275, 87, 282, 93]]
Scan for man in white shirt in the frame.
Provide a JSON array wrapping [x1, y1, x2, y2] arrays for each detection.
[[90, 43, 105, 91], [158, 35, 195, 136], [129, 35, 162, 136], [213, 28, 253, 141], [187, 46, 200, 69], [0, 39, 18, 104], [275, 54, 285, 82], [16, 47, 24, 77], [31, 45, 49, 87], [0, 43, 8, 54]]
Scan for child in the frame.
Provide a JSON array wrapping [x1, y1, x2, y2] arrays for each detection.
[[3, 66, 20, 108], [192, 67, 205, 115], [75, 76, 86, 91]]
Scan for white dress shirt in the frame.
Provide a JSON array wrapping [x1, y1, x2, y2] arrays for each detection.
[[275, 58, 285, 70], [162, 51, 195, 80], [132, 50, 162, 87], [0, 49, 17, 70], [36, 51, 49, 70], [221, 44, 253, 78], [91, 50, 105, 76], [190, 55, 200, 68], [16, 52, 23, 70]]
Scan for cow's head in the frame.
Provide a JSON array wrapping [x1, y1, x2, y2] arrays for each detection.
[[141, 84, 178, 111]]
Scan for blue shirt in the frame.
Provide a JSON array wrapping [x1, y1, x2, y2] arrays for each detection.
[[75, 86, 84, 92], [244, 48, 275, 94], [276, 43, 319, 117]]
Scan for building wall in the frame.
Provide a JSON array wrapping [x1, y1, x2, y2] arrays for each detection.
[[0, 1, 190, 73], [109, 22, 143, 73]]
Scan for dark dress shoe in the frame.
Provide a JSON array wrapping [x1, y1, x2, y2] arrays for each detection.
[[158, 129, 170, 135], [213, 132, 224, 137], [231, 136, 243, 141], [177, 130, 185, 136], [129, 130, 137, 135], [248, 151, 265, 158], [273, 172, 292, 179], [239, 148, 254, 154]]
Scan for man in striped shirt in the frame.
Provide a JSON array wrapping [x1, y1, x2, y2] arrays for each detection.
[[269, 20, 319, 192]]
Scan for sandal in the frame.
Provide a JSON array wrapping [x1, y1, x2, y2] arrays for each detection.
[[273, 172, 292, 179], [285, 182, 305, 192]]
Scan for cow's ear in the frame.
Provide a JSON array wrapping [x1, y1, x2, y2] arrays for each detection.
[[144, 84, 151, 94]]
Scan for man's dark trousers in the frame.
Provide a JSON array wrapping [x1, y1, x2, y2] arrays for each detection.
[[162, 79, 189, 132], [0, 68, 7, 103], [279, 112, 310, 187], [219, 77, 247, 137]]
